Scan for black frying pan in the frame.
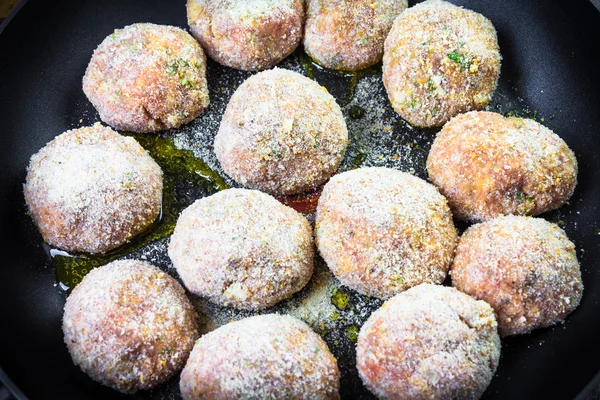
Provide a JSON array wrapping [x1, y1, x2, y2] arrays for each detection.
[[1, 0, 600, 399]]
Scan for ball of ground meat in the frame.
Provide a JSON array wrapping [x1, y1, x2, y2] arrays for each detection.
[[357, 284, 500, 400], [168, 188, 314, 310], [383, 0, 501, 128], [451, 216, 583, 337], [180, 314, 340, 399], [427, 111, 578, 222], [187, 0, 304, 71], [83, 23, 209, 133], [24, 124, 162, 254], [304, 0, 407, 71], [214, 68, 348, 196], [315, 167, 457, 299], [62, 260, 199, 394]]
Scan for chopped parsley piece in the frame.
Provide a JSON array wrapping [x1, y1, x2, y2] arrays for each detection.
[[166, 64, 178, 75], [426, 78, 436, 92], [350, 106, 365, 120], [180, 77, 196, 89], [345, 325, 359, 342], [352, 150, 367, 168], [358, 36, 370, 47], [515, 192, 532, 201], [331, 287, 350, 310], [447, 52, 472, 70]]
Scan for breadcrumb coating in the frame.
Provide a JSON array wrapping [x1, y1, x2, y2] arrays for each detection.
[[383, 0, 501, 127]]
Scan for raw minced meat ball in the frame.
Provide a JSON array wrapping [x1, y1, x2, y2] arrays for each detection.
[[383, 0, 501, 127], [315, 167, 457, 299], [168, 188, 314, 310], [304, 0, 408, 71], [427, 111, 577, 222], [180, 314, 340, 399], [357, 284, 500, 400], [451, 216, 583, 336], [214, 68, 348, 196], [83, 23, 209, 133], [62, 260, 199, 393], [24, 123, 162, 254], [187, 0, 304, 71]]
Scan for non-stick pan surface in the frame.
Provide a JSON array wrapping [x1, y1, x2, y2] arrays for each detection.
[[1, 0, 600, 399]]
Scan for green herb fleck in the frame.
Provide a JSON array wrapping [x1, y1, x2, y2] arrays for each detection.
[[331, 287, 350, 310], [410, 100, 418, 109], [350, 106, 365, 120], [516, 192, 523, 200], [426, 78, 436, 92], [447, 52, 472, 70], [269, 143, 283, 159], [180, 77, 196, 89], [346, 325, 359, 342], [167, 64, 178, 75], [352, 150, 367, 168]]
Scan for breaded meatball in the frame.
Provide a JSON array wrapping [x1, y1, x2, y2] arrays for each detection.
[[83, 23, 209, 133], [427, 111, 578, 222], [168, 188, 314, 310], [451, 216, 583, 337], [383, 0, 501, 127], [187, 0, 304, 71], [357, 284, 500, 400], [214, 68, 348, 195], [180, 314, 340, 399], [315, 167, 457, 299], [304, 0, 408, 71], [24, 124, 162, 254], [62, 260, 199, 394]]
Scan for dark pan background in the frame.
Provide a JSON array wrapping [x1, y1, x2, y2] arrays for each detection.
[[1, 0, 600, 399]]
